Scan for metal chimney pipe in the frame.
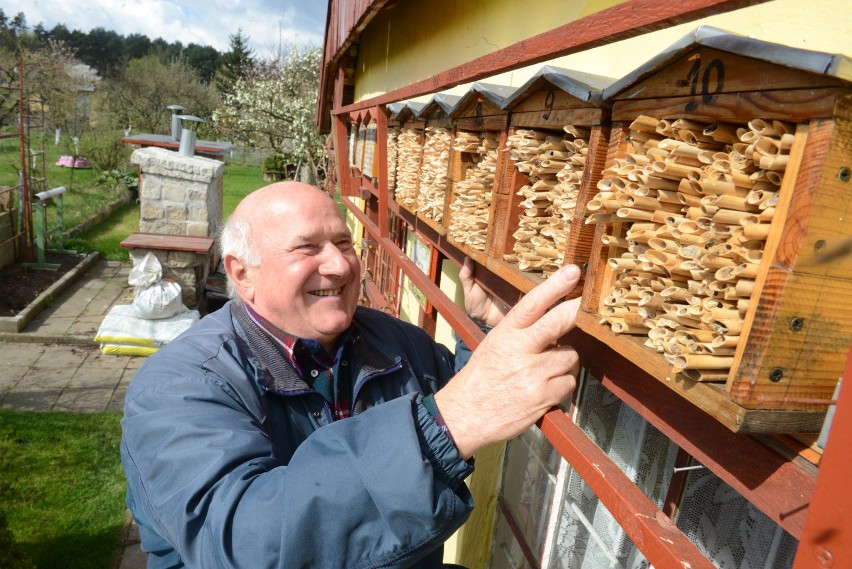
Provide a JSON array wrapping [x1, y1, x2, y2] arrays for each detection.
[[167, 104, 186, 141], [177, 115, 205, 157]]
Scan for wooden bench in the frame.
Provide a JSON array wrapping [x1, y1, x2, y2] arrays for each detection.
[[121, 232, 216, 309]]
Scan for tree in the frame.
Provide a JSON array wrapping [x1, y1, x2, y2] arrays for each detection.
[[95, 54, 219, 135], [212, 45, 324, 182], [215, 29, 254, 95], [23, 40, 98, 135], [184, 43, 221, 83], [0, 39, 92, 134], [76, 27, 124, 78]]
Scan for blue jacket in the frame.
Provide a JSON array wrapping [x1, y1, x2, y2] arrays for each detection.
[[121, 303, 475, 568]]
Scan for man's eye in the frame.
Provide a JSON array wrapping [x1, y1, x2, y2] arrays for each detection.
[[296, 244, 320, 253], [337, 239, 354, 250]]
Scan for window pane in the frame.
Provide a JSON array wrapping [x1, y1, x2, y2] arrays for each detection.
[[675, 467, 799, 568]]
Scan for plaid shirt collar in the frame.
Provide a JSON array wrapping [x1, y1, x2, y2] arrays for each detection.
[[243, 304, 353, 420]]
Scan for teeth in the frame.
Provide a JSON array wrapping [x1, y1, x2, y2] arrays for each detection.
[[310, 287, 343, 297]]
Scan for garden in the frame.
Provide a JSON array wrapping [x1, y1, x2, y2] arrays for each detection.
[[0, 134, 268, 568]]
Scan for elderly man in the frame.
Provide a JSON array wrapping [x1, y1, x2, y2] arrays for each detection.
[[121, 182, 581, 568]]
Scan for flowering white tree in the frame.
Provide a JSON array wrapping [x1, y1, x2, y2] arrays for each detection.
[[212, 45, 325, 182]]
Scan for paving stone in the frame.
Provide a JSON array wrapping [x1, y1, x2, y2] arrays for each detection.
[[108, 386, 127, 413], [54, 387, 115, 413], [0, 365, 28, 391], [0, 343, 46, 367], [69, 365, 124, 389], [20, 366, 75, 389], [0, 388, 62, 411], [33, 345, 90, 368]]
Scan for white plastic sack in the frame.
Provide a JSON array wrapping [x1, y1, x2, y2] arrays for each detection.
[[129, 252, 162, 287], [96, 304, 200, 356], [133, 280, 186, 319], [129, 252, 186, 319]]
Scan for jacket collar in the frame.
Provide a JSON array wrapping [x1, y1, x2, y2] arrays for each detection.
[[231, 302, 396, 395]]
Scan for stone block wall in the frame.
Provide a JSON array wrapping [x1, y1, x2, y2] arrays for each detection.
[[131, 147, 224, 238]]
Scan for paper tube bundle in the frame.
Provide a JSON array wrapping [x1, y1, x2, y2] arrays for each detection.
[[362, 121, 378, 177], [448, 131, 499, 251], [502, 126, 590, 276], [416, 126, 453, 222], [394, 126, 423, 211], [587, 115, 795, 382], [348, 125, 357, 168], [387, 126, 401, 194]]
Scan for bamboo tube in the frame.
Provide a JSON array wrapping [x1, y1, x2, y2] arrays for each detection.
[[712, 208, 751, 226], [753, 136, 783, 157], [734, 263, 759, 279], [742, 223, 770, 240], [601, 234, 629, 249], [734, 279, 755, 297], [670, 354, 735, 370], [758, 154, 789, 171], [586, 213, 616, 224], [610, 321, 649, 334], [617, 208, 655, 221], [703, 122, 739, 144], [681, 369, 731, 382], [695, 178, 747, 196], [652, 161, 700, 180], [702, 194, 758, 212], [747, 118, 782, 137]]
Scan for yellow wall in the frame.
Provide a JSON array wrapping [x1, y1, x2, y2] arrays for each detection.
[[355, 0, 625, 100], [355, 0, 852, 100]]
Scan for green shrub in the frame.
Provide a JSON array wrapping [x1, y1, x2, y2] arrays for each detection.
[[75, 130, 133, 172], [96, 168, 139, 196], [262, 153, 296, 180]]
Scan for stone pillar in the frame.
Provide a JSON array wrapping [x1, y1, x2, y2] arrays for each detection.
[[131, 147, 224, 238], [128, 148, 224, 309]]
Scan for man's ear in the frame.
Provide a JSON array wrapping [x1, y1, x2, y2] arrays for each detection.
[[223, 254, 255, 302]]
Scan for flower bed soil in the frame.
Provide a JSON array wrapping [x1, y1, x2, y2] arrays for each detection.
[[0, 252, 83, 317]]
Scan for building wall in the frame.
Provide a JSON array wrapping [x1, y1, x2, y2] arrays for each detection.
[[341, 0, 851, 564], [354, 0, 626, 101]]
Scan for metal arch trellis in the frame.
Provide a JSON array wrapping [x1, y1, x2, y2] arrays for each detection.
[[0, 57, 38, 264]]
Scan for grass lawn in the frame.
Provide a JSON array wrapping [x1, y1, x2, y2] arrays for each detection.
[[0, 410, 126, 569]]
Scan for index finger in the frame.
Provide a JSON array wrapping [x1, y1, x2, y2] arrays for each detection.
[[502, 264, 581, 330]]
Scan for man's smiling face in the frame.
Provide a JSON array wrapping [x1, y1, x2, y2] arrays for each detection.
[[242, 185, 361, 351]]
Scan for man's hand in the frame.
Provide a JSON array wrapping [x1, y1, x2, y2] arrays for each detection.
[[435, 264, 582, 460], [460, 257, 509, 328]]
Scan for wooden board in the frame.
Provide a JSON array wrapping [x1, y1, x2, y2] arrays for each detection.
[[575, 310, 827, 433], [613, 88, 843, 122], [613, 46, 844, 101], [120, 233, 214, 255]]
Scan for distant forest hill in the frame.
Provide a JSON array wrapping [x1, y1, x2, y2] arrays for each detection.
[[0, 8, 252, 83]]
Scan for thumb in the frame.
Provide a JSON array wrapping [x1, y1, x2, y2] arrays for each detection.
[[502, 264, 581, 330]]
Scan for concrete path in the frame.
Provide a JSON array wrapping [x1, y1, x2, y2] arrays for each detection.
[[0, 258, 148, 569]]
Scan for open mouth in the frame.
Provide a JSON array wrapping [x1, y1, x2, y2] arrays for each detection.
[[309, 286, 344, 297]]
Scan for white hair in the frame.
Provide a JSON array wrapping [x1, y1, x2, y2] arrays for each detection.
[[219, 214, 262, 299]]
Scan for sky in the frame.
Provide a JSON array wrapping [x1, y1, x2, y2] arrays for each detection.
[[4, 0, 328, 58]]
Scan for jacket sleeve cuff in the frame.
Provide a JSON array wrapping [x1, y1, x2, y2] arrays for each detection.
[[414, 394, 474, 487]]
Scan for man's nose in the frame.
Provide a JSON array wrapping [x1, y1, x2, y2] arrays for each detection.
[[318, 243, 351, 276]]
